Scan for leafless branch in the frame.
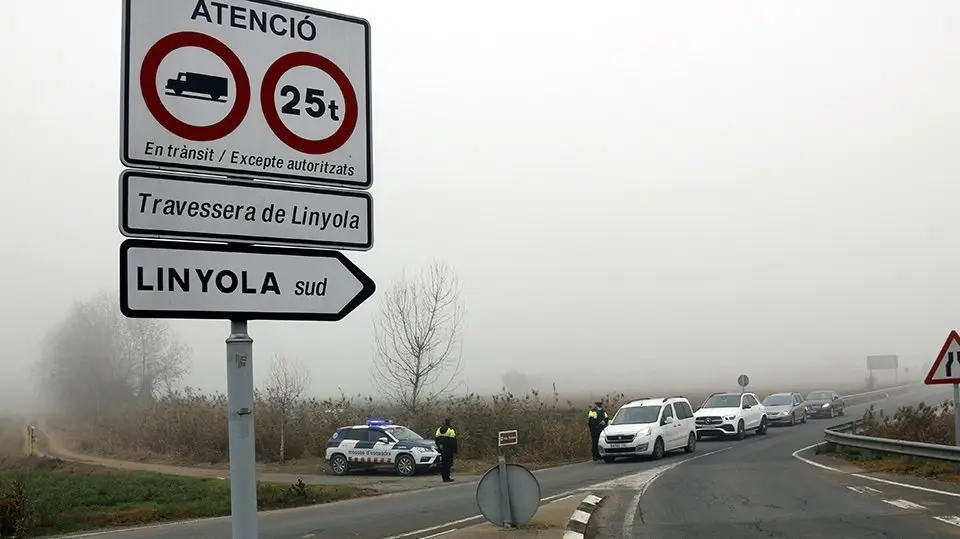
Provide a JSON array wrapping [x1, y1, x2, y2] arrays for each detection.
[[371, 262, 465, 413], [265, 353, 311, 462]]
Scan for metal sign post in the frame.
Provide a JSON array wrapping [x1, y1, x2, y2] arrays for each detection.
[[477, 430, 538, 529], [955, 384, 960, 450], [497, 430, 519, 528], [226, 320, 257, 539], [497, 454, 514, 528]]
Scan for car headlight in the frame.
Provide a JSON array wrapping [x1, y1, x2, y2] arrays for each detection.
[[412, 447, 430, 453], [723, 415, 737, 421], [635, 428, 650, 437], [822, 403, 831, 408]]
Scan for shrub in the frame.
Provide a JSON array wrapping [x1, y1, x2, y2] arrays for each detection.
[[50, 381, 892, 466], [860, 400, 955, 444]]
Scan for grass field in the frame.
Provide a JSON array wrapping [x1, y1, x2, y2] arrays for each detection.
[[0, 457, 371, 538]]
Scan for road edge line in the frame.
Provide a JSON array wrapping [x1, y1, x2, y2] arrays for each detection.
[[792, 443, 960, 499], [562, 494, 604, 539]]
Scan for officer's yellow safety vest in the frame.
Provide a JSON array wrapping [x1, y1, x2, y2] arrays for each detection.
[[436, 427, 456, 438], [587, 410, 598, 419]]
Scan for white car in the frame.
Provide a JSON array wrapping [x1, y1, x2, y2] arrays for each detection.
[[598, 396, 698, 462], [694, 392, 768, 440]]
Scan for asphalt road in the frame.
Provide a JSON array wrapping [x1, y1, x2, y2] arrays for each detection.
[[58, 385, 945, 539], [587, 384, 960, 539]]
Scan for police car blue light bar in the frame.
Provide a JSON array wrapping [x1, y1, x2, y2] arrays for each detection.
[[366, 418, 392, 426]]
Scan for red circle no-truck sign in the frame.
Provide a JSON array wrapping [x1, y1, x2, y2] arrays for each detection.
[[260, 51, 359, 155], [140, 31, 251, 142]]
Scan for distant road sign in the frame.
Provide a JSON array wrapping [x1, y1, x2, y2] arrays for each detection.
[[120, 239, 375, 321], [498, 430, 518, 447], [119, 170, 373, 250], [867, 355, 899, 370], [737, 374, 750, 389], [925, 331, 960, 385], [121, 0, 371, 189]]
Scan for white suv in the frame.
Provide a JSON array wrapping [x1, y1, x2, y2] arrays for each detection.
[[694, 392, 768, 440], [598, 396, 697, 462]]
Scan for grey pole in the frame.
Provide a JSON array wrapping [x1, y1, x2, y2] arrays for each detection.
[[497, 454, 514, 528], [227, 320, 258, 539], [954, 383, 960, 449]]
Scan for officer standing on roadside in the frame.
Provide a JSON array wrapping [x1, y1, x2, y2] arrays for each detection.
[[587, 401, 608, 461], [435, 418, 458, 483]]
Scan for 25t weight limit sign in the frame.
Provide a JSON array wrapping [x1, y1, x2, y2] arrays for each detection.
[[121, 0, 371, 189]]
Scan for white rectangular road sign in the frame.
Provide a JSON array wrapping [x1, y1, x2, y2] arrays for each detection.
[[120, 239, 376, 321], [121, 0, 371, 189], [119, 170, 373, 250]]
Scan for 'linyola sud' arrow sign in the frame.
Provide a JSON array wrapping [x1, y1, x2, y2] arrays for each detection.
[[120, 239, 375, 321]]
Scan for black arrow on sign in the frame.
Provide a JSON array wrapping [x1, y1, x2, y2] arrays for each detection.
[[948, 352, 955, 378]]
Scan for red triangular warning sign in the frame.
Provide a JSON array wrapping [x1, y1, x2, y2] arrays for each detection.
[[925, 330, 960, 385]]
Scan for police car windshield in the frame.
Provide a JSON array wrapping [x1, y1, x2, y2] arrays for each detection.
[[611, 405, 662, 425], [383, 426, 422, 441]]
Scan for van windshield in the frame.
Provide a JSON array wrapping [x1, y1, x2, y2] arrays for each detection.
[[611, 406, 662, 425]]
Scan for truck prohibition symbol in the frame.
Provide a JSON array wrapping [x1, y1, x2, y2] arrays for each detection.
[[165, 71, 228, 102]]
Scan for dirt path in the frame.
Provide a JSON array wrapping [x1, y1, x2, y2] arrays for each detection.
[[33, 420, 480, 494]]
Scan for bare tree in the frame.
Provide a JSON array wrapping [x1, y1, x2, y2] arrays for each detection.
[[37, 291, 191, 420], [372, 262, 465, 413], [121, 318, 190, 398], [265, 353, 310, 463]]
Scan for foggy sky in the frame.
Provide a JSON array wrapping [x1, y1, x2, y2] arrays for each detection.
[[2, 1, 958, 410]]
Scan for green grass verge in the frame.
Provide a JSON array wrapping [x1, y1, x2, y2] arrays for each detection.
[[0, 457, 372, 538]]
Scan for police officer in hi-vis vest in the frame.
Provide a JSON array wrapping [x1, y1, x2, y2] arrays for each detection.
[[435, 418, 458, 482], [587, 401, 608, 461]]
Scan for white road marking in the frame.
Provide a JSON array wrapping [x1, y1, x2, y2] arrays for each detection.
[[420, 529, 457, 539], [847, 486, 883, 495], [562, 531, 585, 539], [583, 494, 603, 505], [380, 516, 481, 539], [378, 489, 580, 539], [850, 474, 960, 499], [570, 509, 592, 524], [791, 442, 841, 472], [883, 499, 927, 510], [611, 448, 731, 539], [553, 494, 575, 503], [793, 443, 960, 500], [300, 534, 316, 538], [934, 515, 960, 527]]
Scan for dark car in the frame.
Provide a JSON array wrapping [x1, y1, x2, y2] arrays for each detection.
[[804, 390, 845, 418]]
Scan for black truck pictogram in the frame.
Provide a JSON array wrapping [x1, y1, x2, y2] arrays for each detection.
[[165, 72, 228, 102]]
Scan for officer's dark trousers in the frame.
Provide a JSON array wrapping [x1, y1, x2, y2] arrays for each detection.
[[440, 451, 454, 480], [590, 429, 601, 460]]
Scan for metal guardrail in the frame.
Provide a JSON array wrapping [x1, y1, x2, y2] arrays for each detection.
[[822, 383, 960, 463]]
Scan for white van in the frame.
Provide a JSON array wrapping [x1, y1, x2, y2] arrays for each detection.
[[598, 396, 698, 462]]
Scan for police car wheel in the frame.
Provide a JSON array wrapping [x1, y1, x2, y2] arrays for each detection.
[[395, 454, 417, 477], [330, 454, 349, 476]]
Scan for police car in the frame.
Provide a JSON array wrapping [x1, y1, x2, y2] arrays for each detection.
[[325, 419, 442, 477]]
